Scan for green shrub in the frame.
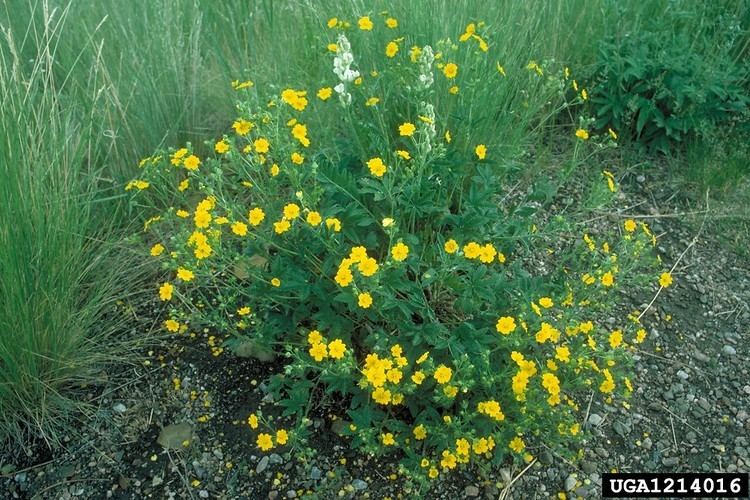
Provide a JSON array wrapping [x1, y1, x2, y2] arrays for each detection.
[[127, 16, 667, 484], [588, 17, 749, 153]]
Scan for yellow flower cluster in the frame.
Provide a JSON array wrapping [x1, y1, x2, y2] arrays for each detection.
[[477, 400, 505, 421], [281, 88, 308, 111], [307, 330, 347, 361], [511, 351, 537, 401]]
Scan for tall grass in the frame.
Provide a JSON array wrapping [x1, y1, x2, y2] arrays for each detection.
[[0, 3, 145, 449]]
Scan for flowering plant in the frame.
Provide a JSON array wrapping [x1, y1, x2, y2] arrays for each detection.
[[128, 15, 664, 482]]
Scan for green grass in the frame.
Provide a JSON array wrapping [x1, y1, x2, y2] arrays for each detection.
[[0, 3, 147, 448], [0, 0, 747, 450]]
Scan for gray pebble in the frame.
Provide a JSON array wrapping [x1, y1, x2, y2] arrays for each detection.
[[464, 485, 480, 497], [565, 474, 577, 491], [587, 413, 603, 427], [199, 491, 209, 499], [112, 403, 127, 414], [677, 370, 689, 381], [256, 456, 269, 474], [310, 467, 321, 480], [722, 345, 737, 356], [352, 479, 368, 490], [662, 457, 679, 467]]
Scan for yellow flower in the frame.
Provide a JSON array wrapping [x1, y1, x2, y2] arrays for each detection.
[[307, 330, 323, 345], [635, 328, 647, 343], [601, 272, 614, 287], [309, 342, 328, 361], [291, 152, 304, 165], [391, 242, 409, 261], [366, 157, 387, 177], [327, 17, 337, 28], [475, 144, 487, 160], [659, 272, 673, 288], [372, 387, 391, 404], [159, 282, 174, 301], [274, 220, 291, 234], [443, 62, 458, 79], [254, 137, 270, 153], [382, 217, 394, 227], [428, 467, 438, 479], [624, 219, 637, 232], [276, 429, 288, 445], [256, 433, 274, 451], [555, 346, 571, 362], [357, 257, 379, 277], [327, 43, 338, 53], [413, 424, 427, 440], [247, 207, 265, 226], [178, 179, 189, 192], [385, 17, 398, 28], [271, 278, 281, 287], [306, 211, 322, 226], [237, 306, 251, 316], [509, 436, 525, 453], [575, 129, 589, 140], [433, 364, 452, 384], [328, 339, 346, 359], [358, 16, 373, 30], [281, 89, 308, 111], [317, 87, 333, 100], [395, 149, 410, 160], [215, 140, 230, 154], [270, 164, 280, 177], [608, 128, 618, 140], [150, 243, 165, 257], [381, 433, 395, 446], [496, 316, 516, 335], [411, 371, 425, 384], [463, 242, 481, 259], [385, 41, 399, 58], [283, 203, 300, 220], [326, 217, 342, 232], [444, 239, 459, 254], [247, 414, 258, 429], [164, 319, 180, 332], [231, 221, 248, 236], [177, 268, 194, 282], [497, 62, 506, 76], [609, 330, 623, 349], [399, 122, 416, 136], [358, 292, 373, 309], [539, 297, 554, 308], [232, 119, 252, 136], [445, 130, 451, 143], [449, 85, 459, 95], [365, 96, 380, 107], [183, 155, 200, 170]]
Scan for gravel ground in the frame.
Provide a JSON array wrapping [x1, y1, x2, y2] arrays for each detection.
[[1, 169, 748, 500]]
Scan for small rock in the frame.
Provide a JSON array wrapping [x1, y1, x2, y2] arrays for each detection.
[[310, 467, 321, 480], [256, 456, 269, 474], [582, 462, 596, 474], [286, 491, 296, 498], [157, 423, 193, 450], [595, 447, 609, 458], [112, 403, 127, 414], [269, 454, 283, 465], [540, 450, 553, 465], [613, 420, 629, 437], [235, 340, 276, 362], [693, 350, 710, 363], [565, 474, 577, 491], [676, 370, 689, 381], [464, 485, 480, 497], [575, 486, 589, 498], [643, 437, 653, 450], [352, 479, 368, 491], [14, 472, 27, 483], [662, 457, 679, 467], [722, 345, 737, 356], [199, 491, 209, 499], [587, 413, 603, 427], [151, 476, 163, 487]]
